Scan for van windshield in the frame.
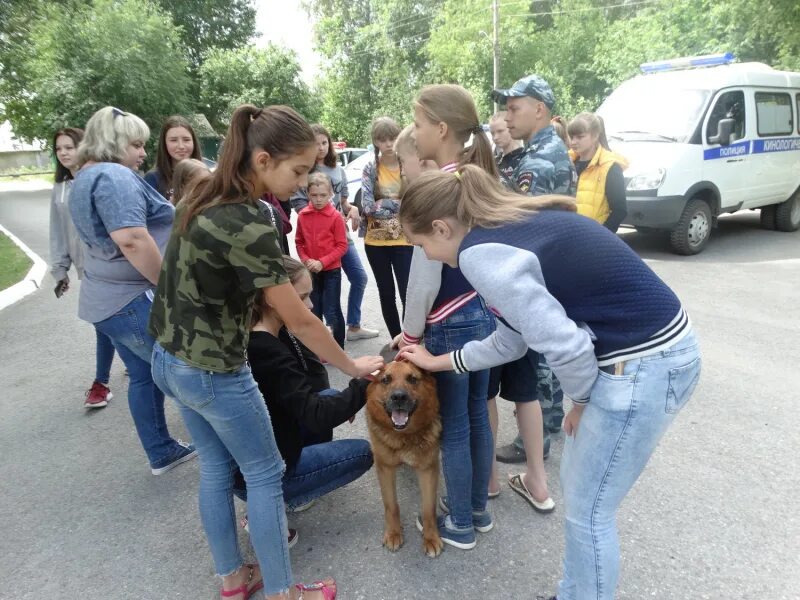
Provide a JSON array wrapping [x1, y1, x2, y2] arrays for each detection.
[[598, 81, 710, 143]]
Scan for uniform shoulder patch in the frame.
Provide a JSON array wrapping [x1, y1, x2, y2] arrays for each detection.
[[517, 171, 533, 193]]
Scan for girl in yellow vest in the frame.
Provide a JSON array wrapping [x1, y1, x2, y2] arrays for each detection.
[[567, 113, 629, 232]]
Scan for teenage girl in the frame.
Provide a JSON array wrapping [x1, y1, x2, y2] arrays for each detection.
[[567, 112, 629, 232], [49, 126, 116, 409], [291, 124, 379, 341], [149, 104, 382, 600], [392, 84, 498, 550], [360, 117, 412, 339], [144, 115, 203, 202], [170, 158, 210, 206], [398, 165, 701, 600]]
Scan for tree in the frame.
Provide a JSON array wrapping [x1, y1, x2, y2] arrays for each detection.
[[0, 0, 192, 144], [198, 45, 314, 129], [155, 0, 258, 71], [306, 0, 442, 145]]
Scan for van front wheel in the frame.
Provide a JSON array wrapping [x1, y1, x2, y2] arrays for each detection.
[[760, 205, 777, 230], [670, 198, 712, 255], [774, 191, 800, 232]]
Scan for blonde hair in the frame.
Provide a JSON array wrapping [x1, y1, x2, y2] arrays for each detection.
[[394, 124, 417, 156], [171, 158, 210, 206], [567, 112, 609, 149], [78, 106, 150, 165], [307, 171, 332, 192], [414, 84, 498, 178], [490, 111, 507, 123], [399, 165, 576, 234]]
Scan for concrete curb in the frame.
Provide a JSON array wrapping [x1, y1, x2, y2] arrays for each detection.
[[0, 223, 48, 310]]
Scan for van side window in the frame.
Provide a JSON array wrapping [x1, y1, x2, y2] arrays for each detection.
[[706, 91, 745, 143], [797, 94, 800, 134], [755, 92, 793, 136]]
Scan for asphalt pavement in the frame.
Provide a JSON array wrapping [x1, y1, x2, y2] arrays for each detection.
[[1, 188, 798, 599]]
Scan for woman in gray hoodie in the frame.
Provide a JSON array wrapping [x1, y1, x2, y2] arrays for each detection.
[[50, 127, 116, 408]]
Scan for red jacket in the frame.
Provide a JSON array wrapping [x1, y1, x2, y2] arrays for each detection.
[[295, 202, 348, 270]]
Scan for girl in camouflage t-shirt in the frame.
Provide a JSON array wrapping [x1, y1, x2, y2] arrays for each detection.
[[148, 104, 382, 600]]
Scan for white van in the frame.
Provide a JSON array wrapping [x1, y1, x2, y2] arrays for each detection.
[[597, 53, 800, 254]]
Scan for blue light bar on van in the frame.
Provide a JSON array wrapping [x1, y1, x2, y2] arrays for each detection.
[[640, 53, 735, 73]]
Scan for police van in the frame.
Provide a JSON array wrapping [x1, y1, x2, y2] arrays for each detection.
[[597, 53, 800, 254]]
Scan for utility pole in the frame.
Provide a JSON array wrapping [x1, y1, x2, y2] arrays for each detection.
[[492, 0, 500, 112]]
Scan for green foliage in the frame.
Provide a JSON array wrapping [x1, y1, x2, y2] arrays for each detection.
[[198, 45, 315, 130], [307, 0, 800, 134], [155, 0, 257, 71], [1, 0, 192, 144]]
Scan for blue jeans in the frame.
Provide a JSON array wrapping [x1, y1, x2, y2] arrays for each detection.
[[424, 296, 494, 530], [311, 268, 345, 348], [93, 292, 180, 466], [151, 343, 292, 593], [341, 242, 367, 327], [95, 328, 115, 384], [557, 331, 701, 600]]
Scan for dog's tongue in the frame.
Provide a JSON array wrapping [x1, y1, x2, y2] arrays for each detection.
[[391, 410, 409, 427]]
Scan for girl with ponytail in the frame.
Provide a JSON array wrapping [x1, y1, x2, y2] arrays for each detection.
[[399, 165, 700, 600], [149, 104, 382, 600], [389, 84, 499, 550]]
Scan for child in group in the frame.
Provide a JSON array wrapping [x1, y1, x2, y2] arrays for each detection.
[[398, 165, 700, 600], [170, 158, 210, 206], [567, 112, 629, 232], [144, 115, 203, 202], [361, 117, 413, 340], [550, 115, 570, 146], [489, 111, 555, 512], [489, 112, 524, 189], [149, 103, 383, 600], [295, 172, 349, 349], [291, 124, 379, 341], [391, 84, 498, 550], [49, 126, 117, 408], [235, 255, 374, 543]]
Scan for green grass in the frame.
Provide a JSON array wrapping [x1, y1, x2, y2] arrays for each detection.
[[0, 165, 55, 184], [0, 232, 33, 291]]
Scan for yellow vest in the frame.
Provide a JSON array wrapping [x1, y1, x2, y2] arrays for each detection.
[[570, 146, 629, 225]]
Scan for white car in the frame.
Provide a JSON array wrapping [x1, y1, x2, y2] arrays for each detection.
[[343, 151, 374, 212], [598, 53, 800, 254]]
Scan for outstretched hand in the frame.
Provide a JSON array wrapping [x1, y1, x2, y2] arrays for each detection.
[[349, 355, 384, 379], [397, 345, 451, 372]]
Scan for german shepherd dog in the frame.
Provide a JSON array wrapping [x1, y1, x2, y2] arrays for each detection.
[[365, 360, 443, 557]]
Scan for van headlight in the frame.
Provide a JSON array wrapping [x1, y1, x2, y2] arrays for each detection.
[[627, 168, 666, 191]]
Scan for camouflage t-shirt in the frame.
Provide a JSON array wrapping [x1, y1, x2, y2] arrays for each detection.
[[148, 202, 288, 372]]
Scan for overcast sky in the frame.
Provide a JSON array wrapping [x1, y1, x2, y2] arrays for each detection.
[[254, 1, 321, 83]]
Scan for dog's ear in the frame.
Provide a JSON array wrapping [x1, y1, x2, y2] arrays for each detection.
[[365, 364, 387, 383], [379, 343, 399, 364]]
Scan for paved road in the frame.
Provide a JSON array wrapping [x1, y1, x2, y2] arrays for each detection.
[[1, 189, 799, 599]]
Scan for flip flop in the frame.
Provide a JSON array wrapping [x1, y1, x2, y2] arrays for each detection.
[[508, 473, 555, 513], [220, 563, 263, 599], [488, 489, 501, 499], [295, 579, 337, 600]]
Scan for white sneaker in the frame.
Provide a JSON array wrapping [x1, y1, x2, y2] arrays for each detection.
[[346, 326, 380, 341]]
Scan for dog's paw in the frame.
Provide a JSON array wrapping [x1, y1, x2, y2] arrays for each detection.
[[383, 529, 404, 551], [422, 532, 443, 557]]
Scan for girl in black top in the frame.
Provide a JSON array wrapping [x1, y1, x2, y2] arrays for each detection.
[[234, 256, 373, 511]]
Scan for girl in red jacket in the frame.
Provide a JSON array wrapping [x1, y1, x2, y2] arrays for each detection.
[[295, 172, 349, 347]]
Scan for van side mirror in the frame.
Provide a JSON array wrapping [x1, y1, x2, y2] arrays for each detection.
[[709, 118, 735, 146]]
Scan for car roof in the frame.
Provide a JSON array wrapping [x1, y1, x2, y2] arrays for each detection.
[[630, 62, 800, 90]]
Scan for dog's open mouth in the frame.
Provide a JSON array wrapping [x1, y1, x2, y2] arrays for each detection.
[[391, 409, 410, 430]]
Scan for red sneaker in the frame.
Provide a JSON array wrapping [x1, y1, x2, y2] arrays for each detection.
[[84, 381, 112, 409]]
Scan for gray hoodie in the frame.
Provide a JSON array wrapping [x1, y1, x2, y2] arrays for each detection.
[[49, 180, 85, 281]]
